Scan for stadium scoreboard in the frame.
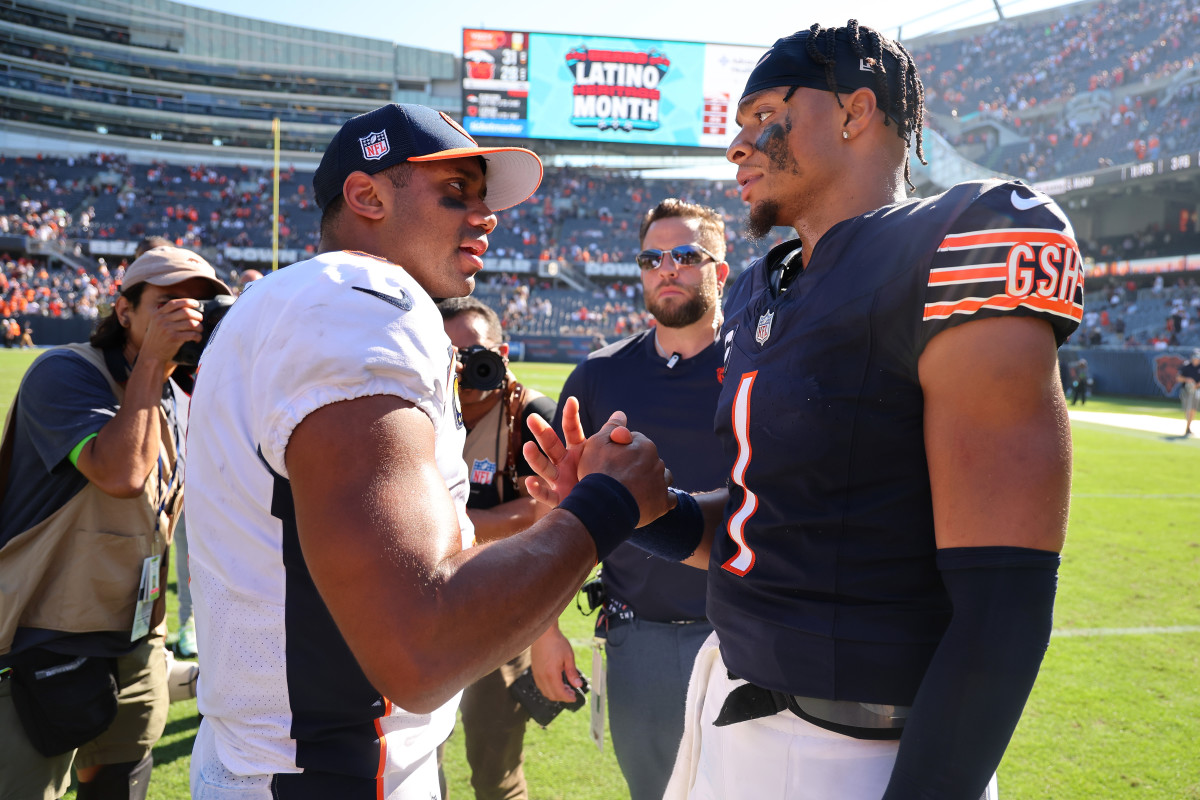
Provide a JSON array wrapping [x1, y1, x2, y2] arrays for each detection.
[[1034, 149, 1200, 196], [462, 28, 766, 148]]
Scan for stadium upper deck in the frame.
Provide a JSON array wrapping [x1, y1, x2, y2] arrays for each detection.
[[0, 0, 458, 153], [1, 0, 1199, 280]]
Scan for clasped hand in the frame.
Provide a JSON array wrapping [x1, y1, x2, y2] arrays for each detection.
[[522, 397, 675, 526]]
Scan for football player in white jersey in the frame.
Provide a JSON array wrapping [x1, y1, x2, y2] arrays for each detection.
[[185, 104, 674, 800]]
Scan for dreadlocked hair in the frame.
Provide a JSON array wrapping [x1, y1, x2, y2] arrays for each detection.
[[805, 20, 928, 191]]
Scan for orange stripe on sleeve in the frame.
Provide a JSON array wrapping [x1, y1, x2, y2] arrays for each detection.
[[923, 292, 1083, 322], [938, 229, 1079, 252], [927, 265, 1009, 285]]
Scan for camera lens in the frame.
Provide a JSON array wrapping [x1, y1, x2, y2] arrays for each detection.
[[460, 346, 505, 391], [172, 294, 236, 366]]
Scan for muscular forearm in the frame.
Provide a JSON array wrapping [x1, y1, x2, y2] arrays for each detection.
[[680, 489, 726, 569], [80, 355, 169, 497], [290, 396, 662, 715], [357, 508, 599, 713]]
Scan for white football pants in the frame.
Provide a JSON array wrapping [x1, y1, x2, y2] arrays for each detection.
[[665, 632, 999, 800]]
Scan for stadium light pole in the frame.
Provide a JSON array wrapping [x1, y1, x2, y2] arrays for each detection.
[[272, 117, 281, 272]]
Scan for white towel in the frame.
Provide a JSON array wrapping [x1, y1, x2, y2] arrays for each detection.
[[663, 630, 723, 800]]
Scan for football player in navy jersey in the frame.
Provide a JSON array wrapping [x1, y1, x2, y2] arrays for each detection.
[[526, 21, 1081, 800]]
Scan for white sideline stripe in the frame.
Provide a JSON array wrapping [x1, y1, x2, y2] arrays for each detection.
[[1073, 493, 1200, 498], [1068, 410, 1188, 436], [572, 627, 1200, 648], [1052, 626, 1200, 638]]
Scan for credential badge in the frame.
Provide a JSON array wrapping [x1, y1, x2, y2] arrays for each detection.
[[755, 309, 774, 346], [359, 129, 390, 161]]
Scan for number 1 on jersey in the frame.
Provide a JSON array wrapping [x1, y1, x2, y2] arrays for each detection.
[[722, 371, 758, 576]]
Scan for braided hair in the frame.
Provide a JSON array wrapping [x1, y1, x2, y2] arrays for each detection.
[[804, 20, 927, 190]]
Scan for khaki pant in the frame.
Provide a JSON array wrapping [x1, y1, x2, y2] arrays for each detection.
[[0, 635, 168, 800], [457, 648, 532, 800]]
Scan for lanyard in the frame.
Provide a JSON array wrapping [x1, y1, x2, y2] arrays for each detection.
[[153, 390, 180, 535]]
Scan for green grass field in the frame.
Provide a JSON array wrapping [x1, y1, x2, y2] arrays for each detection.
[[2, 348, 1198, 799]]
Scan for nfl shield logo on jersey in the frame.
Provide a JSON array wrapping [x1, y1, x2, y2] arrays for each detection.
[[359, 130, 390, 161], [472, 458, 497, 485], [755, 309, 774, 345]]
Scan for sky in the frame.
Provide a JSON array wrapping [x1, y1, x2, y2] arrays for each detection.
[[180, 0, 1083, 54]]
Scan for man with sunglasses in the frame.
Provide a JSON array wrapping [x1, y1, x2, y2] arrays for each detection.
[[533, 199, 729, 800]]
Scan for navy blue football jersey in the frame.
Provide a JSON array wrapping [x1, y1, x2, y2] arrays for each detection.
[[554, 330, 725, 623], [709, 179, 1082, 703]]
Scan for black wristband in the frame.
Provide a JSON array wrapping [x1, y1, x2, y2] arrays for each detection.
[[558, 473, 640, 563], [627, 487, 705, 561]]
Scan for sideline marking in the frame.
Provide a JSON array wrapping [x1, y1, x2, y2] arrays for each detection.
[[1068, 410, 1190, 437], [1052, 626, 1200, 638], [1072, 493, 1200, 498], [572, 628, 1200, 649]]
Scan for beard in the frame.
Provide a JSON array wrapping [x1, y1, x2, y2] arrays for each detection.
[[646, 280, 717, 328], [743, 199, 781, 242]]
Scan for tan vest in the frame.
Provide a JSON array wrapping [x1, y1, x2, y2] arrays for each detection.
[[0, 343, 181, 655], [461, 381, 539, 506]]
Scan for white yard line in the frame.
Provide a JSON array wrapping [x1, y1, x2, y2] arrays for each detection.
[[1072, 493, 1200, 498], [1068, 409, 1189, 437], [1052, 626, 1200, 638], [567, 627, 1200, 648]]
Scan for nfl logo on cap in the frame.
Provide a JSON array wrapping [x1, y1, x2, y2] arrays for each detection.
[[359, 130, 390, 161]]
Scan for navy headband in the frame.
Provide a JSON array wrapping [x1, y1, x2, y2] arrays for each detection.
[[741, 27, 907, 125]]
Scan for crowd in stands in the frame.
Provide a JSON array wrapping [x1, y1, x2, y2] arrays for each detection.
[[475, 279, 659, 341], [7, 143, 1200, 345], [0, 152, 323, 256], [917, 0, 1200, 179], [1, 253, 115, 320], [0, 154, 784, 272], [9, 0, 1200, 352], [1076, 274, 1200, 348], [919, 0, 1199, 118]]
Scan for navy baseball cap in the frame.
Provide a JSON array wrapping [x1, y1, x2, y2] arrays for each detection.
[[741, 24, 907, 125], [313, 103, 543, 211]]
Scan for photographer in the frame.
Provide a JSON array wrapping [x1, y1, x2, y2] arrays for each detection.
[[0, 246, 230, 800], [437, 296, 556, 800]]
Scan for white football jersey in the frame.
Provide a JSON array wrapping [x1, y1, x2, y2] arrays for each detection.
[[185, 250, 472, 792]]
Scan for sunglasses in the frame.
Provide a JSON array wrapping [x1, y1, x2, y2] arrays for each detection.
[[635, 244, 719, 271]]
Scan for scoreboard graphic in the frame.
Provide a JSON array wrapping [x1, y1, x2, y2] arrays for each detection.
[[462, 29, 766, 149]]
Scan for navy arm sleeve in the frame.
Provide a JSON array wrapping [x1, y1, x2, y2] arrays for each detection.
[[882, 547, 1059, 800]]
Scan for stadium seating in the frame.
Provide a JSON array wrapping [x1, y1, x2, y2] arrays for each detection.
[[5, 0, 1200, 345]]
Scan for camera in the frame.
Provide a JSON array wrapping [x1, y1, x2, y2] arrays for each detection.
[[457, 345, 506, 391], [578, 575, 605, 615], [173, 294, 236, 367]]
